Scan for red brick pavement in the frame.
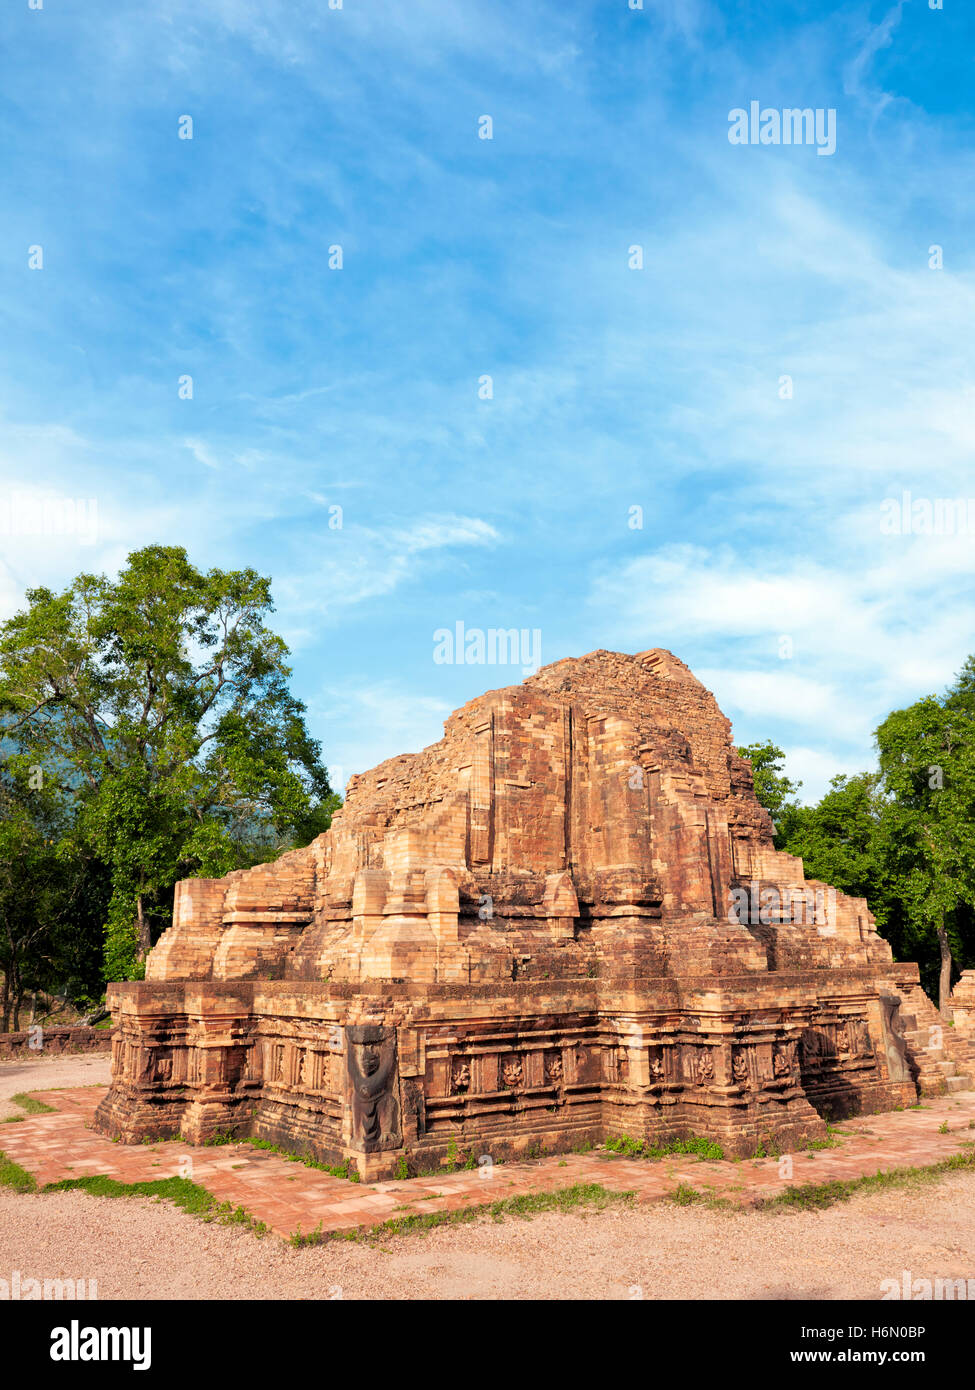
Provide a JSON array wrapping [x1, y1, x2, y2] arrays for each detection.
[[2, 1085, 974, 1240]]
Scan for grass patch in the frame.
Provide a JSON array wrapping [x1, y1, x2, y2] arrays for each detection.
[[9, 1092, 57, 1116], [666, 1182, 733, 1210], [289, 1181, 635, 1247], [206, 1131, 360, 1182], [41, 1173, 268, 1235], [755, 1149, 975, 1213], [0, 1150, 38, 1193], [805, 1123, 843, 1153], [443, 1138, 480, 1172], [604, 1134, 725, 1162]]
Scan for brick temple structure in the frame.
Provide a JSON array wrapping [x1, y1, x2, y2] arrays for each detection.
[[95, 649, 975, 1176]]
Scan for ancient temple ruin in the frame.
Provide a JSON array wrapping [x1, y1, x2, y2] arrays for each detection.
[[95, 649, 975, 1176]]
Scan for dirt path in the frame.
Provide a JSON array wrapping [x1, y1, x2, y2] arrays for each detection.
[[0, 1053, 111, 1121], [1, 1170, 973, 1300], [2, 1054, 973, 1299]]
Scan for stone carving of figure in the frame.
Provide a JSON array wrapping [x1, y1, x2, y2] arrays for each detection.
[[732, 1050, 749, 1086], [545, 1053, 563, 1083], [501, 1055, 523, 1089], [348, 1025, 399, 1149], [451, 1059, 471, 1093], [697, 1049, 714, 1085], [773, 1042, 795, 1078]]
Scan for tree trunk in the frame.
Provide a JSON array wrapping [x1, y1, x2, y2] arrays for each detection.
[[28, 991, 36, 1027], [78, 1008, 111, 1028], [8, 955, 21, 1032], [0, 972, 9, 1034], [937, 910, 953, 1018], [135, 894, 151, 962]]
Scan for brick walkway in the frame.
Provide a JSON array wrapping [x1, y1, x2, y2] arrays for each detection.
[[3, 1085, 974, 1240]]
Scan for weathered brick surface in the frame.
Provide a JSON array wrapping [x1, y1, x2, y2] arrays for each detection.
[[950, 970, 975, 1040], [96, 649, 946, 1174], [0, 1026, 112, 1059]]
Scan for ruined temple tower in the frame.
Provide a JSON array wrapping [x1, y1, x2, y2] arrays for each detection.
[[95, 649, 975, 1176]]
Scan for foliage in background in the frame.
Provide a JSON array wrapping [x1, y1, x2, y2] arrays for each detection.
[[0, 545, 336, 991], [746, 661, 975, 1006], [735, 740, 802, 843], [873, 660, 975, 1011], [0, 765, 108, 1029], [2, 545, 973, 1013]]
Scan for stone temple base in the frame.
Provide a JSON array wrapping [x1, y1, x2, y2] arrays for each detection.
[[96, 967, 922, 1178], [93, 650, 955, 1174]]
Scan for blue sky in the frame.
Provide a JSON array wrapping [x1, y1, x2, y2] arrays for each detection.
[[2, 0, 974, 802]]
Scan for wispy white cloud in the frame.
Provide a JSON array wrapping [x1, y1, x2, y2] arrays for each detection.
[[843, 3, 905, 121], [587, 521, 974, 800], [2, 0, 972, 801], [275, 513, 501, 630], [308, 682, 453, 789], [183, 437, 220, 471]]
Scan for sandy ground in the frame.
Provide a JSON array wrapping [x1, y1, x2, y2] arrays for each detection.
[[2, 1053, 974, 1299], [1, 1172, 973, 1300], [0, 1051, 111, 1122]]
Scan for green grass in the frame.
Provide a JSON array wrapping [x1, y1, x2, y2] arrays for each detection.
[[289, 1181, 636, 1246], [0, 1150, 38, 1193], [667, 1182, 732, 1209], [754, 1149, 975, 1213], [10, 1092, 57, 1115], [380, 1143, 491, 1181], [1, 1142, 266, 1236], [604, 1133, 725, 1162], [804, 1123, 843, 1153], [41, 1173, 268, 1235], [206, 1131, 360, 1182]]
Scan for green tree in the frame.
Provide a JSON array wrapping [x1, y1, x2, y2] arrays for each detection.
[[0, 545, 333, 983], [875, 679, 975, 1014], [778, 772, 885, 899], [0, 766, 108, 1029], [736, 740, 802, 844]]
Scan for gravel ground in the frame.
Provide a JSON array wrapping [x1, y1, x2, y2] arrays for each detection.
[[1, 1170, 973, 1300], [2, 1053, 974, 1299], [0, 1052, 111, 1122]]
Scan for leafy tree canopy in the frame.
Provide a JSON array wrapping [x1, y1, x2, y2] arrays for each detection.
[[0, 764, 109, 1028], [736, 740, 802, 842], [0, 545, 334, 982], [778, 771, 887, 911], [874, 672, 975, 1010]]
